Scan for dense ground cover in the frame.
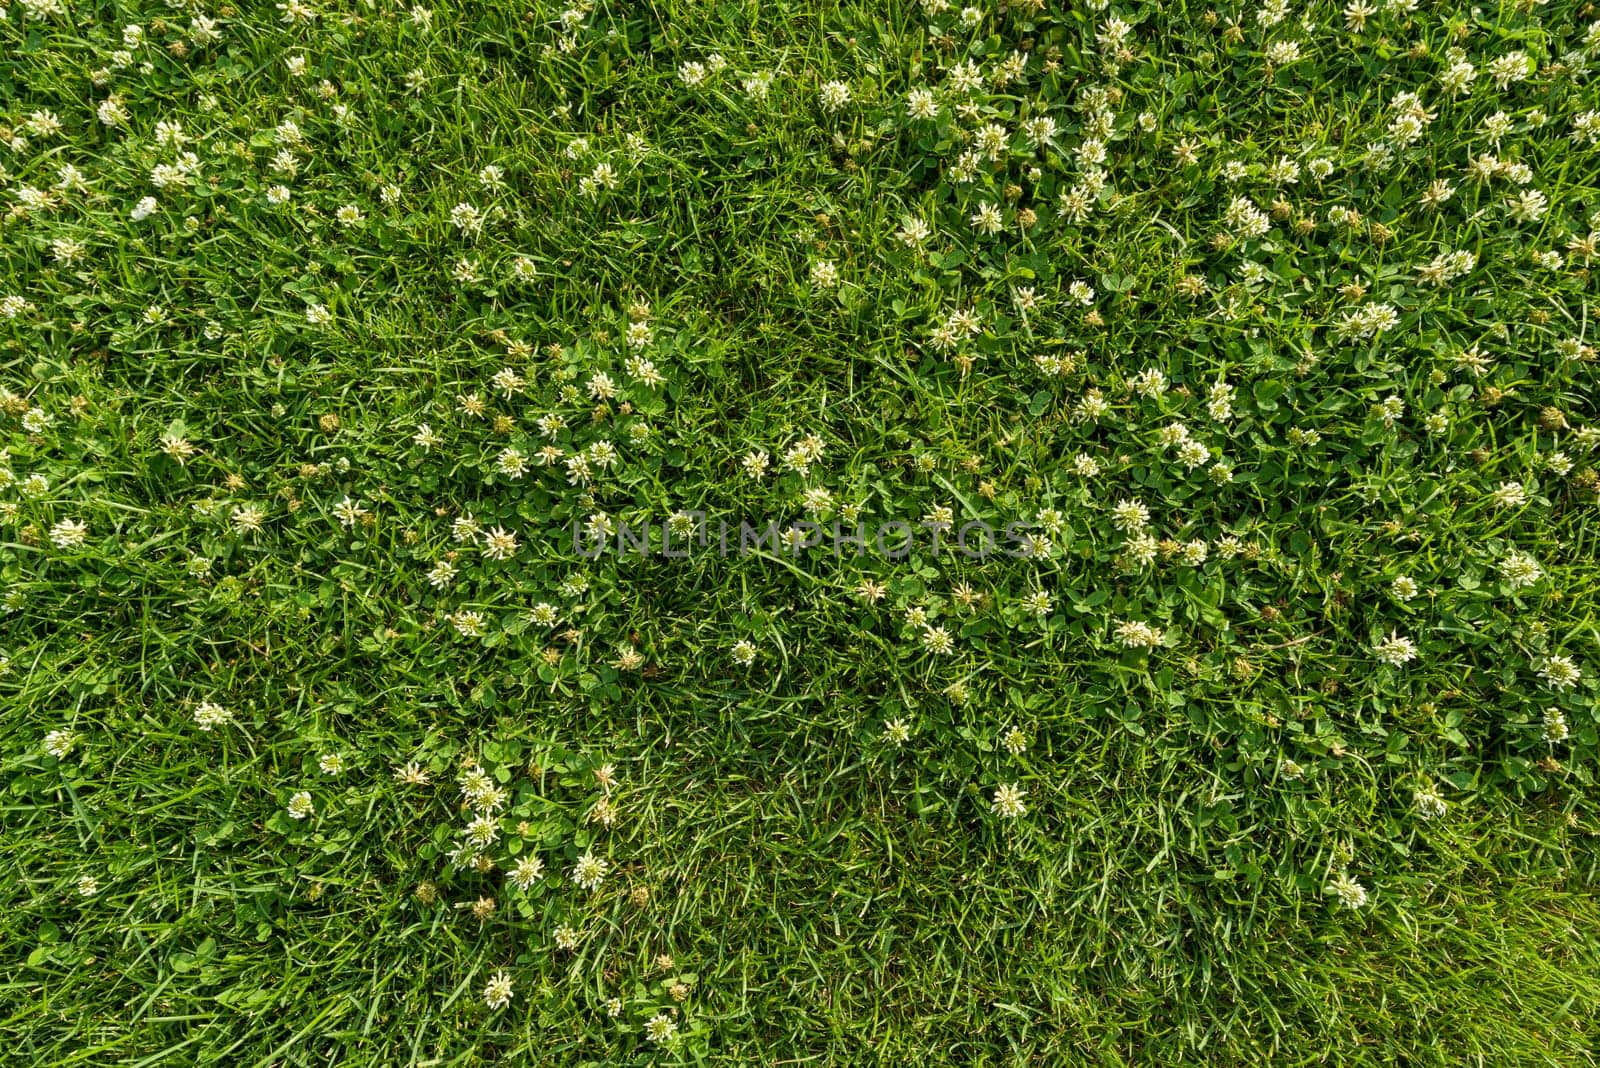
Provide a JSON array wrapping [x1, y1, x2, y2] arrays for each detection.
[[4, 0, 1600, 1063]]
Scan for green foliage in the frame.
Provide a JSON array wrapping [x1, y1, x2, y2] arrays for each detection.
[[2, 0, 1599, 1063]]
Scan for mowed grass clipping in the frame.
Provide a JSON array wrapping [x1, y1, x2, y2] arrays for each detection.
[[3, 0, 1600, 1063]]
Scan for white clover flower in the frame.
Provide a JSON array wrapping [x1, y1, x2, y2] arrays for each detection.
[[483, 970, 514, 1010], [990, 783, 1027, 818], [1414, 783, 1446, 820], [1499, 552, 1542, 589], [482, 527, 518, 560], [44, 729, 77, 759], [1542, 706, 1570, 742], [465, 813, 500, 848], [194, 700, 234, 730], [49, 518, 88, 549], [969, 202, 1003, 234], [332, 496, 367, 528], [1110, 499, 1149, 532], [97, 96, 129, 127], [742, 71, 775, 99], [1114, 620, 1164, 648], [1490, 481, 1528, 508], [571, 851, 609, 891], [450, 202, 483, 235], [449, 609, 486, 638], [1507, 189, 1548, 223], [508, 854, 544, 890], [644, 1012, 678, 1043], [818, 80, 851, 112], [1538, 656, 1582, 691], [1328, 871, 1368, 909], [1373, 632, 1417, 666], [1124, 533, 1159, 568], [1266, 40, 1300, 65]]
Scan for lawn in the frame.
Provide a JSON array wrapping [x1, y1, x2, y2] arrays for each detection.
[[3, 0, 1600, 1063]]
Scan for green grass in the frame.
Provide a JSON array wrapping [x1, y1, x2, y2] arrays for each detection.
[[3, 0, 1600, 1063]]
